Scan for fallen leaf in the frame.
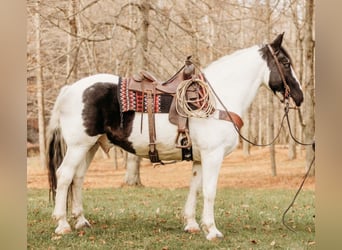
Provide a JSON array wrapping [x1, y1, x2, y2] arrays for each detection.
[[51, 235, 62, 241]]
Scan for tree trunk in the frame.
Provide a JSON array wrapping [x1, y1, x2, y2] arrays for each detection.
[[34, 0, 46, 168], [304, 0, 315, 175], [66, 0, 78, 83], [268, 91, 277, 176], [124, 153, 142, 186], [124, 1, 150, 185], [257, 95, 262, 145], [288, 110, 297, 160], [288, 18, 303, 159], [242, 108, 251, 156], [133, 1, 149, 72], [265, 0, 276, 176]]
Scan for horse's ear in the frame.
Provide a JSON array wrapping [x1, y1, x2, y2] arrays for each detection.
[[271, 32, 285, 50]]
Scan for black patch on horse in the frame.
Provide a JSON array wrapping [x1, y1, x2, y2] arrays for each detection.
[[82, 81, 136, 153], [259, 45, 303, 106]]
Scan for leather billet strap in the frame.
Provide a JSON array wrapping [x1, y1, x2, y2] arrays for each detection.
[[146, 88, 156, 146], [146, 85, 161, 163]]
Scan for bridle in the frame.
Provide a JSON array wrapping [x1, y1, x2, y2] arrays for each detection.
[[198, 44, 311, 148], [266, 44, 291, 102]]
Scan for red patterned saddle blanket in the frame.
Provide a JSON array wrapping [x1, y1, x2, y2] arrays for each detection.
[[118, 77, 174, 114]]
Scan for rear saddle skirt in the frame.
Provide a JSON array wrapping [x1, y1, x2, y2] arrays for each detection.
[[118, 57, 243, 163]]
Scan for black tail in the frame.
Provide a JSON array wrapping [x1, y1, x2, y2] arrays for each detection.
[[46, 127, 66, 202]]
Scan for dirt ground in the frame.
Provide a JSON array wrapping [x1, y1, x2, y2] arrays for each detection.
[[27, 146, 314, 190]]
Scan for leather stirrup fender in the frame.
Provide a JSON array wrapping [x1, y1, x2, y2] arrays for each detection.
[[217, 110, 244, 130]]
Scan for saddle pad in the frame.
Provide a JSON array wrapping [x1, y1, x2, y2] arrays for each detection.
[[118, 77, 173, 113]]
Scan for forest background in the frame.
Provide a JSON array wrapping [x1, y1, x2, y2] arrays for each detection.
[[26, 0, 315, 179]]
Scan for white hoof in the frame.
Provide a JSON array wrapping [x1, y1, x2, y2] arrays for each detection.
[[184, 222, 201, 233], [75, 217, 91, 230], [55, 222, 72, 235], [206, 230, 224, 240]]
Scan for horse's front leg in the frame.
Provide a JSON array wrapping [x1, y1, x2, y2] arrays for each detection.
[[124, 153, 142, 185], [201, 150, 224, 240], [184, 161, 202, 233]]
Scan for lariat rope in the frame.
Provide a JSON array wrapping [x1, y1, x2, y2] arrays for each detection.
[[175, 78, 216, 118]]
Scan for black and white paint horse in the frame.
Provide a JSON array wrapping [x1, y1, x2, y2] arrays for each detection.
[[47, 33, 303, 240]]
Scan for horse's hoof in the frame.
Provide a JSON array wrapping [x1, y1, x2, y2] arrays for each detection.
[[185, 227, 201, 233], [206, 231, 224, 241], [55, 225, 72, 235], [184, 223, 201, 233], [75, 218, 91, 230]]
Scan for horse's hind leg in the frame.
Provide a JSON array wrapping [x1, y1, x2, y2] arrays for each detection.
[[184, 161, 202, 233], [72, 144, 100, 230], [53, 146, 90, 234]]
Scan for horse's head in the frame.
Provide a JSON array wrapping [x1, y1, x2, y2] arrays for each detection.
[[260, 33, 304, 106]]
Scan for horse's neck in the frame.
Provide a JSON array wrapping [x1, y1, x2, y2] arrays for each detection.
[[204, 46, 268, 116]]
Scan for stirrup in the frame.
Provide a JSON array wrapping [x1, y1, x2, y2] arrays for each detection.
[[149, 150, 160, 163], [175, 130, 192, 148]]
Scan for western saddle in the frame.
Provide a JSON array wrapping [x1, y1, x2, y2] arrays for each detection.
[[122, 56, 243, 163]]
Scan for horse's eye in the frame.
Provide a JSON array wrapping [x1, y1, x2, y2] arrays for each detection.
[[281, 59, 290, 68]]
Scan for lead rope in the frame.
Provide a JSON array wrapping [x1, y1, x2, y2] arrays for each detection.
[[193, 62, 315, 233], [282, 153, 315, 232], [281, 102, 315, 232]]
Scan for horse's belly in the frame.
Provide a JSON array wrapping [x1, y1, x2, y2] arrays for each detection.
[[129, 113, 183, 160]]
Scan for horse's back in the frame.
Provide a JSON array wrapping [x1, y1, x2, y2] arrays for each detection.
[[69, 73, 119, 90], [54, 74, 119, 145], [54, 74, 119, 105]]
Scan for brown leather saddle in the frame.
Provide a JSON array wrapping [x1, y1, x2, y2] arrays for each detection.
[[124, 57, 195, 163], [120, 56, 243, 163]]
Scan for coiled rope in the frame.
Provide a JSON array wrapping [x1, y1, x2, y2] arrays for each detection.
[[175, 78, 216, 118]]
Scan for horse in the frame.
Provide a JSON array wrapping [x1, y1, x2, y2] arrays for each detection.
[[46, 33, 303, 240]]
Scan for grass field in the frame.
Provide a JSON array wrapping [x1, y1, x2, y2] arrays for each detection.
[[27, 187, 315, 249]]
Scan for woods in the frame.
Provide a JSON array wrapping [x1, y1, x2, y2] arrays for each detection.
[[27, 0, 315, 176]]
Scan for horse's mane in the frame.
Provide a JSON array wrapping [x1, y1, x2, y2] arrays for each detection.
[[279, 46, 293, 64], [205, 46, 258, 70], [259, 44, 293, 65]]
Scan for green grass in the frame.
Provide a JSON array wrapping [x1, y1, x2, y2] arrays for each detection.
[[28, 187, 315, 249]]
